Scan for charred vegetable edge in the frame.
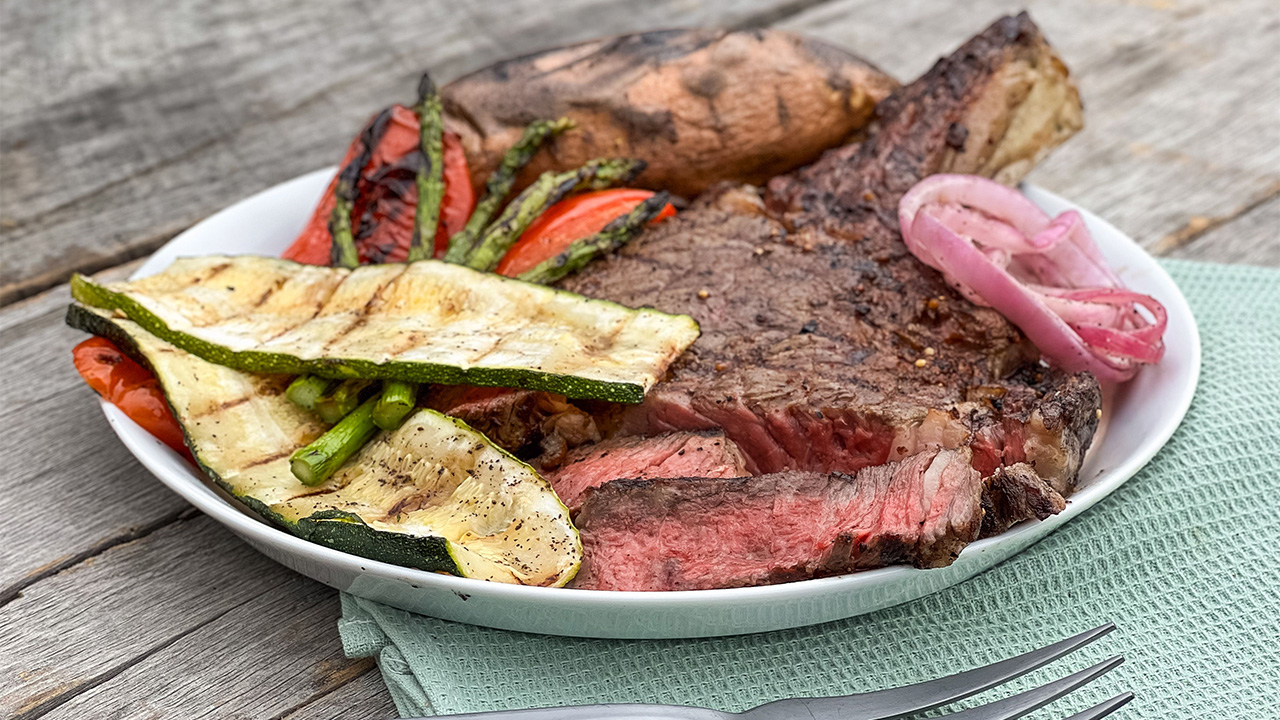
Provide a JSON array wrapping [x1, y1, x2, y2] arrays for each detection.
[[66, 303, 581, 585], [69, 262, 699, 405]]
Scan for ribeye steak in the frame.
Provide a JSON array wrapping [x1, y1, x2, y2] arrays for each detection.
[[472, 15, 1102, 589]]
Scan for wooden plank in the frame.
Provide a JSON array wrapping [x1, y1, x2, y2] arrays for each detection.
[[2, 2, 1275, 717], [778, 0, 1280, 258], [0, 397, 194, 597], [1, 514, 386, 720], [276, 669, 400, 720], [0, 253, 400, 720], [0, 260, 196, 598], [1165, 195, 1280, 266], [2, 516, 266, 717], [0, 0, 824, 304], [0, 260, 138, 408], [38, 588, 392, 720]]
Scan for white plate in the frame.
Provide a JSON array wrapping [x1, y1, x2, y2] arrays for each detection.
[[98, 169, 1200, 638]]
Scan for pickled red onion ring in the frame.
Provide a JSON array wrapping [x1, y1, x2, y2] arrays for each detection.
[[899, 174, 1167, 383]]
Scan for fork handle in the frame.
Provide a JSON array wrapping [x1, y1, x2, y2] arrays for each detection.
[[406, 704, 729, 720]]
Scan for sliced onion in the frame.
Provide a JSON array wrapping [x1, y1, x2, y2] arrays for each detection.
[[899, 174, 1167, 383]]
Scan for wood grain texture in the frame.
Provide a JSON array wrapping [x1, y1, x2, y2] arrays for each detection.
[[0, 260, 200, 600], [0, 0, 820, 304], [2, 515, 391, 720], [778, 0, 1280, 265], [1167, 195, 1280, 265], [276, 669, 401, 720], [2, 0, 1278, 718]]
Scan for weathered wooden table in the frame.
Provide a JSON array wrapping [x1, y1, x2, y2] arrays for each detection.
[[2, 0, 1276, 717]]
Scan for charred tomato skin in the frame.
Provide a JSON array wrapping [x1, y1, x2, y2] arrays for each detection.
[[496, 189, 676, 277], [282, 106, 474, 266], [72, 336, 192, 460]]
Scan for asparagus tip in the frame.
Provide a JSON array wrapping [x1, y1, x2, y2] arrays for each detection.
[[416, 72, 438, 101]]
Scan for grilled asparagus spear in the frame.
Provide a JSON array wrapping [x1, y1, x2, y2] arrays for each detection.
[[373, 380, 417, 430], [289, 109, 397, 410], [314, 380, 373, 425], [464, 158, 646, 272], [329, 107, 393, 269], [290, 397, 380, 486], [285, 375, 333, 411], [407, 74, 446, 264], [442, 117, 573, 263], [517, 192, 671, 285]]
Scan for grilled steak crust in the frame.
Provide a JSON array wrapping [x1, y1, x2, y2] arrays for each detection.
[[980, 462, 1067, 537], [559, 14, 1099, 490], [572, 448, 983, 591], [768, 12, 1084, 210]]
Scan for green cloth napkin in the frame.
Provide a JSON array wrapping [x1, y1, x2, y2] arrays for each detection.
[[339, 260, 1280, 718]]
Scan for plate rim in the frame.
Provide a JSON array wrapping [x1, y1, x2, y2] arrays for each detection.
[[94, 170, 1202, 617]]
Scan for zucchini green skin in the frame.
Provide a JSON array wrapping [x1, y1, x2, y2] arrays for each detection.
[[67, 304, 580, 586], [70, 256, 699, 404], [294, 508, 455, 570]]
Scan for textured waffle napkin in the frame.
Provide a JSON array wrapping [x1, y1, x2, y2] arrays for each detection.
[[339, 260, 1280, 718]]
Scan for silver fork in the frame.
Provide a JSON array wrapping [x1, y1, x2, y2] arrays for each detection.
[[417, 624, 1131, 720]]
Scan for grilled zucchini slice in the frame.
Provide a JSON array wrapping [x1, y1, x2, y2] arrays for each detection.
[[70, 256, 699, 403], [68, 305, 580, 586]]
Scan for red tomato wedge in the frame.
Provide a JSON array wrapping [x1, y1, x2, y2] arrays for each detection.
[[73, 337, 194, 461], [495, 189, 676, 277], [282, 105, 474, 265]]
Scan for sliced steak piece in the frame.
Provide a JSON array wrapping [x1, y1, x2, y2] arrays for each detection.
[[552, 14, 1099, 494], [571, 448, 983, 591], [980, 462, 1067, 537], [547, 431, 749, 510]]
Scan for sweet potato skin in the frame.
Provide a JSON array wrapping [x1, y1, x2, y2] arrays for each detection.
[[441, 29, 899, 198]]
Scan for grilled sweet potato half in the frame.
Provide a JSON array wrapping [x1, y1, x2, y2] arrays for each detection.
[[441, 28, 899, 198]]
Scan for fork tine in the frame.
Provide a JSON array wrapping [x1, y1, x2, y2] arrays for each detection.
[[860, 624, 1116, 718], [739, 625, 1116, 720], [934, 656, 1125, 720], [1060, 692, 1135, 720]]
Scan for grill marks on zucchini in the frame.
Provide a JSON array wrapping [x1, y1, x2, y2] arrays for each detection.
[[67, 305, 580, 586], [71, 255, 699, 403]]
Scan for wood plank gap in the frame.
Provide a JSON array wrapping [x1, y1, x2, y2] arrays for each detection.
[[1, 0, 844, 306], [1151, 180, 1280, 256], [2, 137, 224, 237], [264, 660, 380, 720], [1, 228, 180, 307], [731, 0, 841, 29], [0, 259, 141, 330], [11, 582, 275, 720], [0, 507, 197, 609]]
